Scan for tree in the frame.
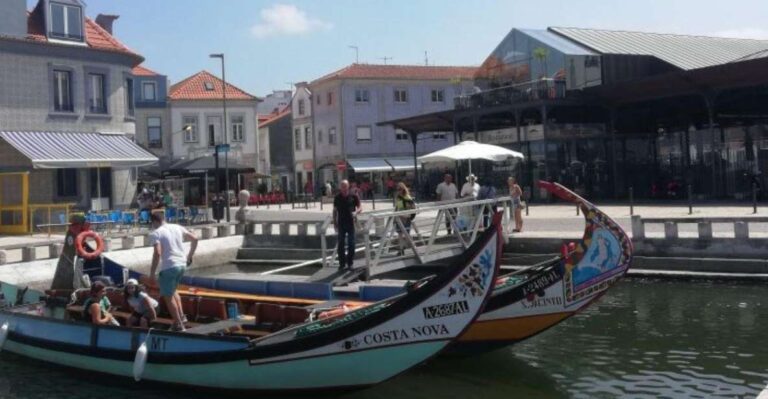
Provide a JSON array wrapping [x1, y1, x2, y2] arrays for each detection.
[[532, 47, 549, 79]]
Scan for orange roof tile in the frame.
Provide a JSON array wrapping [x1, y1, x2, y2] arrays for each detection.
[[312, 63, 478, 85], [259, 107, 291, 128], [20, 7, 141, 63], [169, 70, 257, 101], [132, 65, 161, 77]]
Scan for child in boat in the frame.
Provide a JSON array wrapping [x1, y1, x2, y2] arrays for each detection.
[[84, 281, 120, 326], [123, 278, 158, 328]]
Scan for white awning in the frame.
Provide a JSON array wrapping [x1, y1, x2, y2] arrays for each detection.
[[347, 158, 392, 173], [386, 157, 420, 171], [0, 131, 158, 169]]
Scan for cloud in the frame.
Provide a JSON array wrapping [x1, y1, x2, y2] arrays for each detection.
[[250, 4, 332, 39], [710, 28, 768, 40]]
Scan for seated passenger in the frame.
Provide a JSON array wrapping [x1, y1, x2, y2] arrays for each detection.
[[123, 278, 158, 328], [84, 281, 120, 326]]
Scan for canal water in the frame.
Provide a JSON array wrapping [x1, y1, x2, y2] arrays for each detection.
[[0, 278, 765, 398]]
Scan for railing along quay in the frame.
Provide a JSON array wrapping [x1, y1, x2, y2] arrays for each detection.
[[632, 215, 768, 240]]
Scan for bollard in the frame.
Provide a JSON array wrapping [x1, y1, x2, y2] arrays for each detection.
[[372, 194, 376, 210], [201, 227, 214, 239], [121, 236, 135, 250], [0, 250, 6, 265], [245, 223, 255, 235], [297, 223, 308, 236], [664, 222, 679, 240], [630, 215, 644, 239], [264, 223, 274, 235], [235, 223, 245, 235], [576, 204, 580, 216], [49, 243, 64, 258], [315, 222, 323, 236], [102, 238, 112, 252], [217, 225, 231, 237], [697, 221, 713, 240], [22, 246, 37, 262], [629, 187, 634, 216], [753, 183, 758, 214], [279, 223, 289, 236], [688, 184, 693, 215], [734, 221, 749, 239]]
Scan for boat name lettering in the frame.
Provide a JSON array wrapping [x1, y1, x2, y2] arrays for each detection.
[[150, 336, 168, 352], [362, 323, 449, 345], [422, 300, 470, 319], [522, 270, 559, 296], [522, 296, 563, 309]]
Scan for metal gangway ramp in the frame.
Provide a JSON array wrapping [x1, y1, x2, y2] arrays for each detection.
[[315, 197, 517, 281]]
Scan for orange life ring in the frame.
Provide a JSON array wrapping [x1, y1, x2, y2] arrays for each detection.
[[75, 231, 104, 260]]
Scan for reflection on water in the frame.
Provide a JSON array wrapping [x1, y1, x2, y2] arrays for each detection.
[[0, 279, 765, 398]]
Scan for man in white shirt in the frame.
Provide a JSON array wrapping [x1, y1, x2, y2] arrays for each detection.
[[461, 174, 480, 199], [436, 174, 459, 234], [148, 212, 198, 331], [435, 174, 458, 202]]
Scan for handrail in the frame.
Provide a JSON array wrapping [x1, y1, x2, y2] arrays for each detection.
[[320, 196, 517, 276]]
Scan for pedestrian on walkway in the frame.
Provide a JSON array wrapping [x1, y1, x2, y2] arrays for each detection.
[[508, 176, 524, 232], [333, 180, 361, 270], [436, 174, 459, 234], [148, 212, 198, 331], [394, 182, 416, 255], [461, 174, 480, 199]]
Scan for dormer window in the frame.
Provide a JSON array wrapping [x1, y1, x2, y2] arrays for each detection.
[[204, 82, 215, 91], [50, 2, 83, 41]]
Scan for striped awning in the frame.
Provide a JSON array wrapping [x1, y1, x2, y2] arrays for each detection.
[[0, 131, 158, 169]]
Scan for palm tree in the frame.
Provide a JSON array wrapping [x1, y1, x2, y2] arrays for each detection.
[[532, 47, 549, 79]]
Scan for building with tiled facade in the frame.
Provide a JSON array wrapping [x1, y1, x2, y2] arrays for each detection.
[[0, 0, 155, 232]]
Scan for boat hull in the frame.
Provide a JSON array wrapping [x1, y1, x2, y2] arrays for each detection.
[[3, 213, 504, 391]]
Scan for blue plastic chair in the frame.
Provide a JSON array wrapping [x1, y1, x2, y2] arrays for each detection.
[[166, 207, 177, 223], [139, 210, 150, 224], [190, 207, 199, 224], [58, 214, 67, 225]]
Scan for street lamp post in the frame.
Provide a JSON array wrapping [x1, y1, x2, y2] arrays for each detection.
[[210, 53, 230, 222]]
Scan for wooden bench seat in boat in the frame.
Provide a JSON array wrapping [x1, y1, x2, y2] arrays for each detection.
[[247, 303, 311, 332]]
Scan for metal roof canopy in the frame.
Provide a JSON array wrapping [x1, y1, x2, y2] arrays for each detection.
[[347, 158, 392, 173], [550, 27, 768, 71], [0, 131, 157, 169]]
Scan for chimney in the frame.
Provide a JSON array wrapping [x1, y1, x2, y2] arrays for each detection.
[[95, 14, 119, 34], [0, 0, 28, 39]]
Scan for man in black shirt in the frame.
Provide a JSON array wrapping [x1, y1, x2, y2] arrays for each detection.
[[333, 180, 361, 270]]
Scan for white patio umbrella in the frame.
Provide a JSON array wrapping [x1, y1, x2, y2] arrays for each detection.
[[418, 140, 524, 174]]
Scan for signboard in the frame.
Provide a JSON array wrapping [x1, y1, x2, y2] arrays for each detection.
[[303, 161, 314, 170], [336, 160, 347, 171], [215, 144, 230, 153]]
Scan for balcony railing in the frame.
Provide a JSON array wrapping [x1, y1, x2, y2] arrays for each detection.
[[454, 78, 567, 109]]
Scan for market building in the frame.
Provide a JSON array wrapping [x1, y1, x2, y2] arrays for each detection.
[[382, 27, 768, 201]]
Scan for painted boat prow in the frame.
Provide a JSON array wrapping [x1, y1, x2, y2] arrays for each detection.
[[454, 180, 633, 352]]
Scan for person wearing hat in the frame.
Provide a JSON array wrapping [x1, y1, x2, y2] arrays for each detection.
[[123, 278, 159, 328], [461, 174, 480, 199], [83, 281, 120, 326]]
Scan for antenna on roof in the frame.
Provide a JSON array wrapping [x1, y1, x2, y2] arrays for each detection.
[[379, 56, 393, 65], [285, 82, 295, 91], [424, 51, 429, 66], [348, 45, 359, 63]]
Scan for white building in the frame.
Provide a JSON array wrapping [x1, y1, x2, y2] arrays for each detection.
[[167, 71, 260, 195], [291, 82, 314, 193]]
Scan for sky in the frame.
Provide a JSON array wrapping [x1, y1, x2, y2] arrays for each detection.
[[36, 0, 768, 97]]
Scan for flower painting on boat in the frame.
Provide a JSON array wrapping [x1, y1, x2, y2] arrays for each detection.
[[449, 245, 495, 298], [571, 228, 621, 287]]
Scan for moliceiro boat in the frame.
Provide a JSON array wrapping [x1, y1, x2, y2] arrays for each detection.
[[0, 215, 502, 391], [103, 181, 633, 354]]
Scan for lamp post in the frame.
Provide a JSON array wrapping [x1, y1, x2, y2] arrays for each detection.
[[210, 53, 230, 222]]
